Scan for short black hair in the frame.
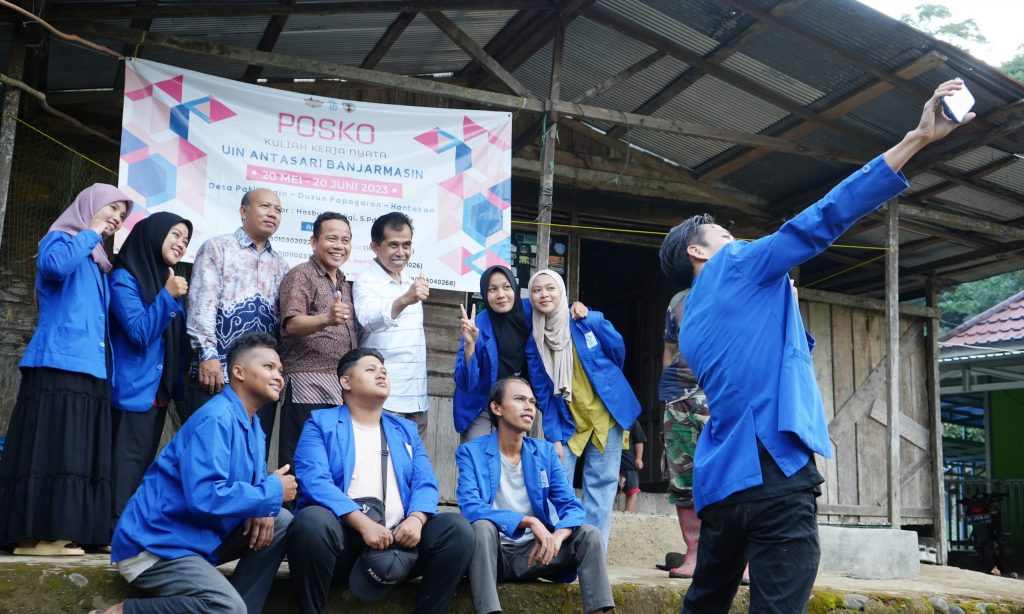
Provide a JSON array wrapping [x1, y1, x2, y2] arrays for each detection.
[[312, 211, 351, 238], [337, 346, 386, 379], [370, 212, 413, 244], [226, 332, 278, 371], [659, 213, 715, 289], [487, 377, 532, 427]]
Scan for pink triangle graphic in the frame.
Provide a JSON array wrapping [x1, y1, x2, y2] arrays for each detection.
[[194, 101, 212, 118], [124, 66, 150, 94], [485, 250, 510, 268], [414, 128, 440, 152], [439, 174, 464, 198], [463, 116, 487, 141], [177, 138, 207, 166], [155, 75, 183, 102], [125, 84, 153, 101], [207, 97, 237, 122]]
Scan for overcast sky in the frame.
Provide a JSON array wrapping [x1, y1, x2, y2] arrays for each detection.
[[857, 0, 1021, 67]]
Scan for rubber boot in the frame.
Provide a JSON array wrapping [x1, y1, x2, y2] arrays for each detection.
[[669, 506, 701, 578]]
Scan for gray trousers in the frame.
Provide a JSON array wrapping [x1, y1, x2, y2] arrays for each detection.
[[469, 521, 614, 614], [123, 509, 292, 614], [384, 409, 428, 441]]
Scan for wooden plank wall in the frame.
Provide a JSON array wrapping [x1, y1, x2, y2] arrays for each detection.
[[804, 298, 935, 525]]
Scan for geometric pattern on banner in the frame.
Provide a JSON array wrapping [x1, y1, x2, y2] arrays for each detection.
[[416, 115, 513, 274], [120, 63, 237, 218]]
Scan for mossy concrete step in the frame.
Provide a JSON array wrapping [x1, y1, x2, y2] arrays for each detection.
[[2, 555, 1024, 613]]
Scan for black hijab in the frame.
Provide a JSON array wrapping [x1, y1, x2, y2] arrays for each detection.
[[480, 265, 529, 380], [115, 211, 193, 400]]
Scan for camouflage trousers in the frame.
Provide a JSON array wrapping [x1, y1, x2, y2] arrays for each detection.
[[662, 387, 709, 508]]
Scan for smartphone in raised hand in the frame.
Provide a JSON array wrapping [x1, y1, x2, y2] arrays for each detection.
[[940, 81, 975, 124]]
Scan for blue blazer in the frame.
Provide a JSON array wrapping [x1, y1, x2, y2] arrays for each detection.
[[294, 405, 439, 519], [457, 432, 584, 536], [456, 432, 583, 582], [111, 386, 284, 565], [680, 155, 908, 512], [542, 310, 642, 444], [109, 269, 185, 412], [20, 230, 110, 379], [453, 301, 567, 434]]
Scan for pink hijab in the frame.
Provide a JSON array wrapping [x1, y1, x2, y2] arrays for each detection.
[[46, 183, 134, 273]]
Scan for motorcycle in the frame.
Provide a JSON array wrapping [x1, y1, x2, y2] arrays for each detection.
[[960, 491, 1014, 576]]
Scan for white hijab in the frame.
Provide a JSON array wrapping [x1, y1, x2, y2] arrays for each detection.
[[529, 269, 573, 401]]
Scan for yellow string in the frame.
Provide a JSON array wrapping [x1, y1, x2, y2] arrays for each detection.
[[2, 113, 117, 176], [804, 254, 887, 288], [514, 219, 893, 250]]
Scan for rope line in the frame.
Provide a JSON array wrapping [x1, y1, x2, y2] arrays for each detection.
[[3, 113, 117, 176]]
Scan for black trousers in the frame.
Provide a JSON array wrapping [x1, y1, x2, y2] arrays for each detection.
[[278, 382, 333, 477], [287, 505, 474, 614], [187, 378, 277, 461], [111, 405, 167, 526], [683, 489, 820, 614]]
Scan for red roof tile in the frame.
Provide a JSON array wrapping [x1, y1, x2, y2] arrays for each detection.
[[942, 290, 1024, 347]]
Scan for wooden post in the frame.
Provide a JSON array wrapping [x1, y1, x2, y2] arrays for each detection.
[[0, 33, 27, 253], [535, 16, 564, 272], [885, 199, 902, 528], [924, 276, 949, 564]]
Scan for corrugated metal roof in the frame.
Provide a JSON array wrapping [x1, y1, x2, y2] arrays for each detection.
[[264, 13, 399, 79], [905, 173, 947, 194], [986, 158, 1024, 195], [48, 35, 124, 91], [944, 146, 1018, 174], [0, 24, 10, 74], [372, 11, 517, 76], [937, 185, 1024, 222]]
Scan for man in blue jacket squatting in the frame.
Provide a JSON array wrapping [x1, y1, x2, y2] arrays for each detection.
[[286, 347, 474, 614], [458, 376, 614, 614], [106, 332, 297, 614], [657, 79, 974, 613]]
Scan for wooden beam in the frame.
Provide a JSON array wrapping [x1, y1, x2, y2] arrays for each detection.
[[64, 22, 866, 162], [586, 5, 881, 154], [0, 32, 25, 254], [242, 0, 297, 83], [113, 0, 160, 90], [575, 51, 666, 104], [884, 200, 901, 528], [924, 277, 948, 565], [604, 0, 806, 140], [927, 164, 1024, 210], [700, 52, 944, 182], [536, 17, 565, 271], [463, 0, 595, 88], [898, 203, 1024, 241], [797, 288, 937, 318], [361, 11, 417, 69], [43, 1, 554, 20], [425, 11, 531, 97]]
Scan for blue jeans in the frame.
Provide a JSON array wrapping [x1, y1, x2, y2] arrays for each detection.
[[123, 509, 292, 614], [561, 423, 623, 550]]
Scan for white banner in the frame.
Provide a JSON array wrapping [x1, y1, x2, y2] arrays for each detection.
[[116, 59, 513, 291]]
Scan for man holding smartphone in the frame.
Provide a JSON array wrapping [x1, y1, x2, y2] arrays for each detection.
[[658, 80, 974, 613]]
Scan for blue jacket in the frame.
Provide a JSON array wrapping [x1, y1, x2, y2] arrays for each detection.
[[111, 386, 284, 564], [20, 230, 110, 379], [453, 301, 567, 434], [294, 405, 439, 519], [680, 155, 908, 512], [109, 269, 185, 412], [456, 432, 583, 582], [543, 310, 642, 444], [457, 432, 584, 536]]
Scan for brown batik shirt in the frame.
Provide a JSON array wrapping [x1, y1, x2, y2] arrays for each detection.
[[278, 256, 358, 405]]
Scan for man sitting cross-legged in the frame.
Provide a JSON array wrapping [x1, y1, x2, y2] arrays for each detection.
[[287, 347, 474, 614], [104, 332, 297, 614], [458, 377, 615, 614]]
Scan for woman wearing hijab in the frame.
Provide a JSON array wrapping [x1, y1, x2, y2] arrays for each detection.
[[109, 212, 193, 524], [0, 183, 132, 555], [528, 269, 641, 550], [454, 266, 586, 443]]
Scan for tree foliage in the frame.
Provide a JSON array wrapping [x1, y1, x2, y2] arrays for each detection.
[[900, 3, 988, 49], [939, 269, 1024, 333], [1001, 46, 1024, 82]]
